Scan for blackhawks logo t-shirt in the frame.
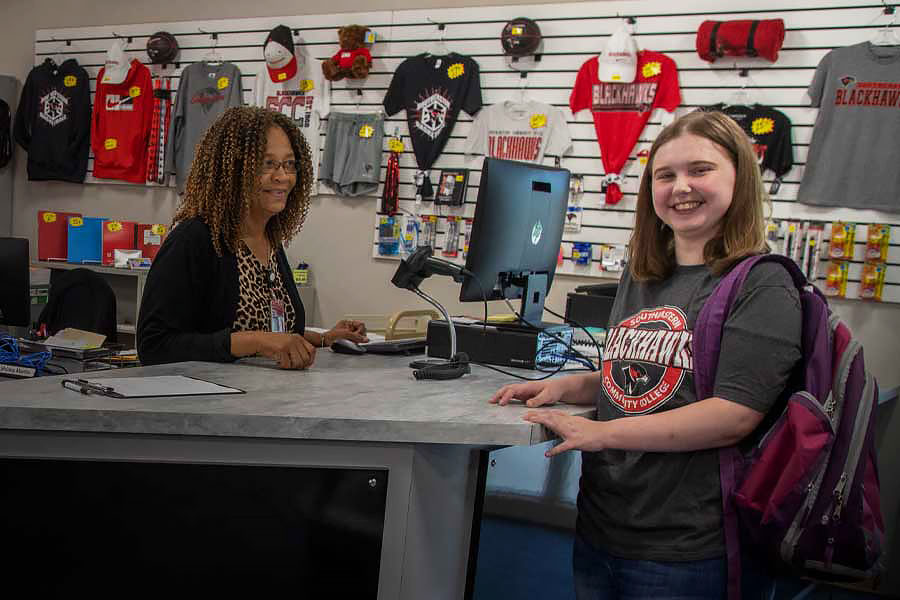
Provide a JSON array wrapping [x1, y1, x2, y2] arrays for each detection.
[[578, 263, 801, 561]]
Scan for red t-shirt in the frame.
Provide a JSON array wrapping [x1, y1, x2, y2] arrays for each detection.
[[570, 50, 681, 203], [91, 60, 154, 183]]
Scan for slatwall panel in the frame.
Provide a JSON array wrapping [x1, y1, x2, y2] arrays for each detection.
[[34, 0, 900, 302]]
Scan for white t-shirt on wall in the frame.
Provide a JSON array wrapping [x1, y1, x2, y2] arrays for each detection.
[[254, 43, 330, 194], [464, 100, 572, 164]]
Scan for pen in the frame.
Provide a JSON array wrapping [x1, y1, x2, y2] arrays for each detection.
[[60, 379, 116, 395]]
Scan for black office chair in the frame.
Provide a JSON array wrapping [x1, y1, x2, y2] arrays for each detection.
[[38, 268, 117, 343]]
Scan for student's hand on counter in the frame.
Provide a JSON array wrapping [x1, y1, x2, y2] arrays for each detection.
[[490, 374, 594, 407], [325, 320, 369, 344], [232, 331, 317, 369], [522, 411, 606, 456]]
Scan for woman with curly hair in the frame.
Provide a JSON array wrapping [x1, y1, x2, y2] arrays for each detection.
[[137, 106, 366, 369]]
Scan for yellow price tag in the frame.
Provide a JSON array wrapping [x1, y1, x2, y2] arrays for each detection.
[[151, 224, 167, 236], [511, 26, 524, 35], [530, 114, 547, 129], [447, 63, 465, 79], [107, 221, 122, 232], [128, 86, 141, 98], [359, 124, 375, 138], [380, 216, 389, 225], [611, 74, 622, 81], [277, 72, 287, 81], [455, 175, 464, 182], [69, 217, 83, 227], [217, 76, 230, 89], [642, 61, 662, 78], [64, 75, 77, 88], [388, 139, 405, 153], [43, 212, 57, 223], [299, 79, 314, 92], [104, 138, 118, 150]]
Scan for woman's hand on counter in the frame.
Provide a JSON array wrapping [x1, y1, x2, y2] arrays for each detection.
[[523, 411, 606, 456], [231, 331, 317, 369], [489, 374, 597, 407], [324, 320, 369, 345]]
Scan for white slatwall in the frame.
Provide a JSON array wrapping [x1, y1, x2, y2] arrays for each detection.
[[34, 0, 900, 302]]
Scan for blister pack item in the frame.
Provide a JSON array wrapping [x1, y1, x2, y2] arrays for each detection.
[[572, 242, 592, 268], [443, 216, 460, 257], [564, 205, 583, 232], [402, 215, 418, 254], [419, 215, 438, 249], [378, 215, 400, 256], [823, 261, 849, 298], [463, 219, 474, 258], [865, 224, 890, 264], [859, 263, 886, 301], [802, 224, 823, 281], [601, 244, 626, 272], [829, 221, 856, 261], [436, 169, 468, 206]]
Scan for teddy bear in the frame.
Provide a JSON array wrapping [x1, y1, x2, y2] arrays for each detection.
[[322, 25, 372, 81]]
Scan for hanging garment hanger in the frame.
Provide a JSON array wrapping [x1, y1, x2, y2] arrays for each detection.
[[725, 68, 752, 107], [518, 71, 530, 105], [200, 31, 223, 64], [426, 20, 449, 56], [871, 7, 900, 46]]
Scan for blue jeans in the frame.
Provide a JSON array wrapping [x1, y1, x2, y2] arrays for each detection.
[[573, 534, 776, 600]]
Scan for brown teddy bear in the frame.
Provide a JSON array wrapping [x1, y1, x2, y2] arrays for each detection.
[[322, 25, 372, 81]]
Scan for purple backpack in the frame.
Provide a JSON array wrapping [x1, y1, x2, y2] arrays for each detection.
[[694, 254, 884, 599]]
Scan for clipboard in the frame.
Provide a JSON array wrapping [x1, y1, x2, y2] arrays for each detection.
[[60, 375, 245, 398]]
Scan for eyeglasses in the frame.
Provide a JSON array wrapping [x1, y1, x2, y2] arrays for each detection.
[[261, 159, 298, 174]]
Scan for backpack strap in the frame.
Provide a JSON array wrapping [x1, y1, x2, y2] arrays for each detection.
[[694, 253, 807, 600]]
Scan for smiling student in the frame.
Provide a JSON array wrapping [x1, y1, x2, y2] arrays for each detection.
[[490, 111, 802, 599], [138, 106, 366, 369]]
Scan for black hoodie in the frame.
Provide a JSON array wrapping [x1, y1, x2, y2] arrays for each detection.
[[13, 58, 91, 182]]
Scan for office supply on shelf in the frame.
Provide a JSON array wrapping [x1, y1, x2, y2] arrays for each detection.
[[60, 375, 244, 398]]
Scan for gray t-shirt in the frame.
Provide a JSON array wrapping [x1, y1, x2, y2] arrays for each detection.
[[165, 62, 244, 193], [578, 261, 801, 561], [797, 42, 900, 212]]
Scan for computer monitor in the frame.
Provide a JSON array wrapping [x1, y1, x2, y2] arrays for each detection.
[[459, 158, 570, 325], [0, 237, 31, 328]]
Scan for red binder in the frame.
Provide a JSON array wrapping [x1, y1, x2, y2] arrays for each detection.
[[38, 210, 81, 261], [137, 223, 168, 261], [101, 220, 137, 265]]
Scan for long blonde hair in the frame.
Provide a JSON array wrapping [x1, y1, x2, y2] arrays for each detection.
[[173, 106, 314, 256], [628, 110, 769, 281]]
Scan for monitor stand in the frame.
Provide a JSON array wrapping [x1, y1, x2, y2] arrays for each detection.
[[503, 271, 547, 326]]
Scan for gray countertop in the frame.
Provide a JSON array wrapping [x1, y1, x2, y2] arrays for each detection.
[[0, 353, 595, 447]]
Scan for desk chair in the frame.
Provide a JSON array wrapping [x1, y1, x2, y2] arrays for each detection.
[[38, 268, 117, 343]]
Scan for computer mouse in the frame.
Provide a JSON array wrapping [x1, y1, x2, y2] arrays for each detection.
[[330, 338, 367, 355]]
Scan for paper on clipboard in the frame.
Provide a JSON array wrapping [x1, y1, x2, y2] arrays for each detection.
[[62, 375, 244, 398]]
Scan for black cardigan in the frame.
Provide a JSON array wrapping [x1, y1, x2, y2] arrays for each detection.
[[137, 217, 305, 365]]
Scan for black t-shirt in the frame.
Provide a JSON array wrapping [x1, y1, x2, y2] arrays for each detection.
[[383, 53, 483, 171], [701, 103, 794, 179], [578, 262, 801, 561]]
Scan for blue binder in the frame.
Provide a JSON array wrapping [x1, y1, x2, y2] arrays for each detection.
[[67, 216, 107, 264]]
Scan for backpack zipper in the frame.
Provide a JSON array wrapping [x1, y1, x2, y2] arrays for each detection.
[[832, 371, 876, 522]]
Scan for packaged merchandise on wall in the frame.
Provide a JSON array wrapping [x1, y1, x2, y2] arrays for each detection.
[[564, 205, 582, 232], [600, 244, 626, 272], [462, 218, 473, 259], [859, 263, 886, 301], [377, 215, 400, 256], [418, 214, 438, 249], [165, 61, 243, 193], [14, 58, 91, 182], [865, 224, 890, 263], [383, 52, 483, 200], [442, 216, 460, 257], [92, 41, 154, 184], [828, 221, 856, 261], [572, 242, 593, 269], [824, 261, 850, 298], [435, 169, 468, 206], [798, 42, 900, 212], [146, 77, 173, 184]]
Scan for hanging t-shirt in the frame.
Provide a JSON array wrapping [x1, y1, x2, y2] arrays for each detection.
[[383, 53, 482, 197], [464, 100, 572, 164], [700, 103, 794, 179], [798, 42, 900, 212], [165, 61, 243, 193], [579, 263, 801, 561], [91, 59, 154, 183], [13, 58, 91, 183], [569, 50, 681, 204], [254, 43, 330, 194]]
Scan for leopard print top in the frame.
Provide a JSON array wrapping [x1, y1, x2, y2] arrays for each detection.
[[231, 241, 296, 333]]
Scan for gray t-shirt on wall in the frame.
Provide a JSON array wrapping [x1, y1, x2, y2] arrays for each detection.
[[798, 42, 900, 212], [578, 262, 801, 561], [165, 62, 244, 193]]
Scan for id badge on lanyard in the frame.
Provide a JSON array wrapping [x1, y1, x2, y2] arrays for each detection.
[[268, 266, 286, 333]]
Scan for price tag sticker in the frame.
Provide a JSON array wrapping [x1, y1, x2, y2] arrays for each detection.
[[217, 76, 230, 89], [299, 79, 314, 92], [129, 86, 141, 98], [70, 217, 83, 227], [151, 224, 167, 236], [447, 63, 465, 79], [359, 124, 375, 138], [104, 138, 118, 150], [43, 212, 57, 223], [107, 221, 122, 232], [529, 114, 547, 128], [64, 75, 77, 87], [388, 138, 405, 153], [455, 175, 465, 182]]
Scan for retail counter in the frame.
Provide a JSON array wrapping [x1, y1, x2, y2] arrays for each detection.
[[0, 352, 591, 599]]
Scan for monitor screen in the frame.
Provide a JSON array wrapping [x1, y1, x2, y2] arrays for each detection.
[[0, 237, 30, 328], [459, 158, 569, 324]]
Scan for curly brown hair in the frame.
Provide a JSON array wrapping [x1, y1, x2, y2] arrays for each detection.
[[173, 106, 314, 256], [628, 110, 770, 281]]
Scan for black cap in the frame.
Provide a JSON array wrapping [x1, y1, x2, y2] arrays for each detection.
[[501, 18, 542, 57], [146, 31, 179, 64]]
